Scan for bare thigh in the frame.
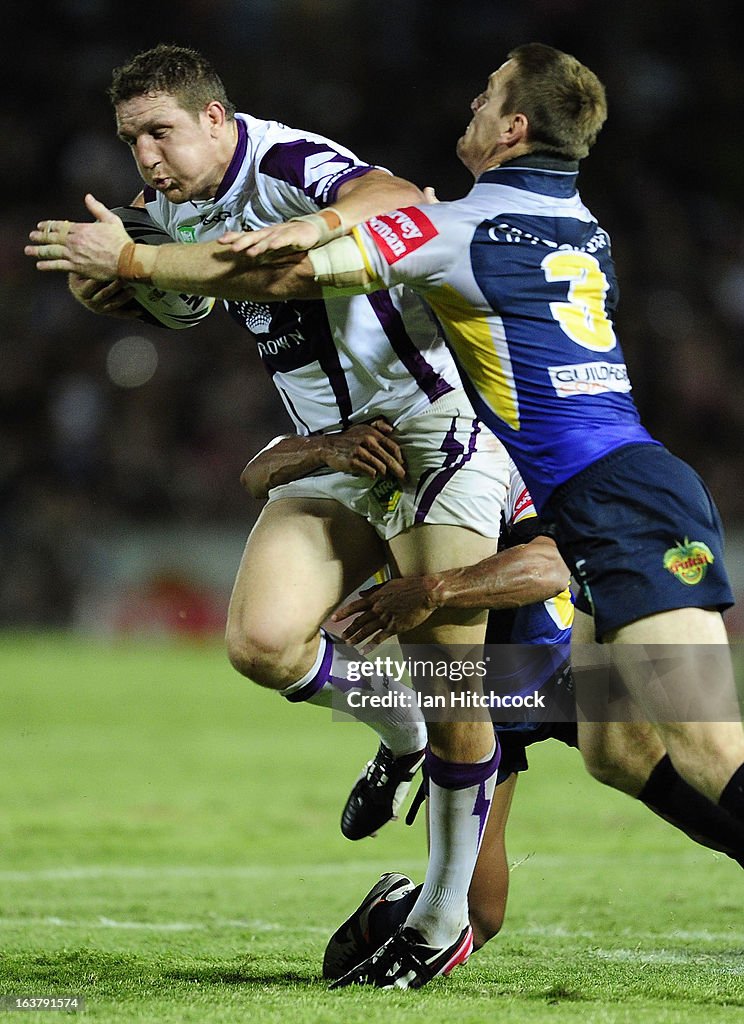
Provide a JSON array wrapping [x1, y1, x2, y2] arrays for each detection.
[[226, 497, 385, 688], [387, 522, 499, 644]]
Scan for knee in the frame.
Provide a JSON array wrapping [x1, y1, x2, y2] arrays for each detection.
[[658, 723, 744, 797], [579, 723, 666, 796], [581, 747, 626, 788], [580, 743, 646, 795], [225, 617, 295, 688], [226, 630, 273, 686], [225, 602, 323, 690]]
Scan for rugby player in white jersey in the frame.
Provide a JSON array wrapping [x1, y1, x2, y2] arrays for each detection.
[[27, 44, 515, 984], [32, 42, 744, 989]]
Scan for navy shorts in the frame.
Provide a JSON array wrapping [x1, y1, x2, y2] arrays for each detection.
[[494, 658, 578, 782], [542, 443, 734, 639], [496, 720, 578, 782]]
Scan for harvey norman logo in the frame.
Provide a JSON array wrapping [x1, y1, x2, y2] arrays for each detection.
[[368, 207, 438, 264], [548, 361, 631, 397]]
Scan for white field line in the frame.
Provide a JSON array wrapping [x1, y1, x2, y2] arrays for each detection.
[[0, 861, 428, 883], [0, 848, 725, 884], [0, 915, 741, 948], [592, 948, 744, 973], [0, 915, 327, 934], [514, 923, 744, 943], [0, 860, 425, 884]]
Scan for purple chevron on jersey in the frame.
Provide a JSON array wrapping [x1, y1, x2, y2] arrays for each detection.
[[143, 113, 469, 438], [313, 307, 354, 427], [259, 139, 376, 206]]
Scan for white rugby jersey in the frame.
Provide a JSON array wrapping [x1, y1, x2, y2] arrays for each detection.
[[143, 114, 462, 433]]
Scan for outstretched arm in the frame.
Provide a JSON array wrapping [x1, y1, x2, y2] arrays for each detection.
[[332, 536, 570, 645], [226, 169, 424, 260], [26, 194, 322, 302]]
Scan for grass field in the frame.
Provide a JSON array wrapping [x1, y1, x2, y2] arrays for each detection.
[[1, 635, 742, 1023]]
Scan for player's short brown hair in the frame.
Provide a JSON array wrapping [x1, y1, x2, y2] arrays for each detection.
[[108, 44, 236, 119], [503, 43, 607, 159]]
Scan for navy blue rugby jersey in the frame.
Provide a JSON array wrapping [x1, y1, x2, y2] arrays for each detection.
[[350, 157, 658, 510]]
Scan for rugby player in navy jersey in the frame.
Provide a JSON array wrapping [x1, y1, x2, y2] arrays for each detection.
[[29, 42, 744, 990], [245, 429, 744, 980]]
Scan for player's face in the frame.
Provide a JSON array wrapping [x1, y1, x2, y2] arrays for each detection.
[[457, 60, 516, 175], [115, 92, 234, 203]]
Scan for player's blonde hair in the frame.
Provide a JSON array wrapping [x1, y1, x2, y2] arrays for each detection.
[[503, 43, 607, 160], [108, 44, 236, 119]]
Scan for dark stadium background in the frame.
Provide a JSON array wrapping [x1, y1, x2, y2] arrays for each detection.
[[4, 0, 744, 633]]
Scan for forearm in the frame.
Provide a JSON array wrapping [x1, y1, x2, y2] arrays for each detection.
[[332, 170, 424, 226], [333, 532, 570, 647], [242, 435, 334, 498], [428, 538, 570, 611], [275, 172, 425, 255], [243, 420, 405, 498], [118, 240, 321, 301]]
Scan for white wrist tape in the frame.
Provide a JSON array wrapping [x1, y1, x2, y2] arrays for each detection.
[[288, 207, 347, 246], [308, 237, 377, 293]]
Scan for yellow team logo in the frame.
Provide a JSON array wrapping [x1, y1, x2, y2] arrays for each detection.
[[371, 477, 402, 514], [663, 538, 715, 586]]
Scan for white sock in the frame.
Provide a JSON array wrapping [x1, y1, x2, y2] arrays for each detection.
[[405, 741, 500, 946], [280, 631, 427, 756]]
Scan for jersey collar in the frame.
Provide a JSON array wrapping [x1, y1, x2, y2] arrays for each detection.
[[213, 115, 248, 202], [477, 154, 579, 197]]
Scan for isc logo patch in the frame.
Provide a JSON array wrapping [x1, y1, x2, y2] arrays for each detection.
[[367, 207, 438, 264]]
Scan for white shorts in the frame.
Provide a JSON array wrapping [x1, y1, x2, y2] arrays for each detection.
[[266, 390, 509, 540]]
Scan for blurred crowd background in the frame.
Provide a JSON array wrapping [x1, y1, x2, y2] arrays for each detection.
[[3, 0, 744, 633]]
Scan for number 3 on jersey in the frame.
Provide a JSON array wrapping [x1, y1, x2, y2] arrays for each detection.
[[542, 250, 617, 353]]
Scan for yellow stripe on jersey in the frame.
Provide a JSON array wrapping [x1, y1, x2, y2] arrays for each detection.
[[352, 225, 377, 281], [545, 587, 575, 629], [513, 507, 537, 525], [426, 282, 521, 430]]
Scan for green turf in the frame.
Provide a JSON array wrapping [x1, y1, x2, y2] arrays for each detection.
[[1, 635, 742, 1022]]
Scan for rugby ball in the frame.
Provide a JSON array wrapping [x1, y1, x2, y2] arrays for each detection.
[[112, 206, 215, 329]]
